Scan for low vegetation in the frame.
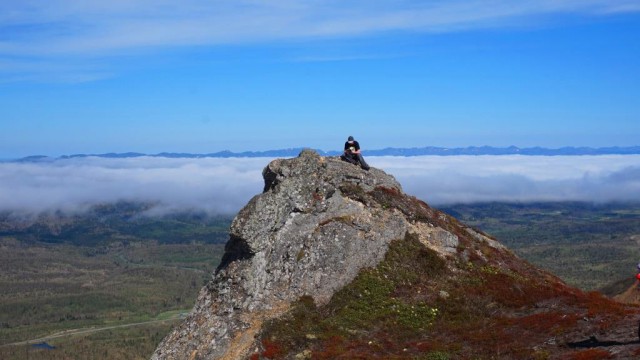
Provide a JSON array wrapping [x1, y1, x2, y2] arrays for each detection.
[[0, 203, 230, 359], [440, 202, 640, 290], [0, 322, 174, 360], [256, 231, 633, 359]]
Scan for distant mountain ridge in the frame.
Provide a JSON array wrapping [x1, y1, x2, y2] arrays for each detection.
[[12, 145, 640, 162]]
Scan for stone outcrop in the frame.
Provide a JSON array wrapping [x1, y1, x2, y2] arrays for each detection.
[[151, 150, 510, 359]]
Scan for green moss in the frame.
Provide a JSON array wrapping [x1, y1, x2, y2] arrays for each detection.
[[480, 265, 500, 275], [327, 232, 444, 333], [331, 270, 394, 317]]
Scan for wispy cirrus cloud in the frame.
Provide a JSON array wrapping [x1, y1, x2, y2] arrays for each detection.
[[2, 0, 639, 57], [1, 155, 639, 217], [2, 0, 638, 82]]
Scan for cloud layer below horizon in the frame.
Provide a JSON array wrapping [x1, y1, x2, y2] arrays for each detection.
[[1, 155, 639, 216], [371, 155, 640, 205]]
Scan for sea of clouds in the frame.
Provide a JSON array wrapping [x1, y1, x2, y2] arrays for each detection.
[[1, 155, 639, 216]]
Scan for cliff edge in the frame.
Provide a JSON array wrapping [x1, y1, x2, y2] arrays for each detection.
[[153, 150, 640, 360], [153, 150, 413, 359]]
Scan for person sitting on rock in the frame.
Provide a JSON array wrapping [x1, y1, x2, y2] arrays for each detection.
[[341, 136, 370, 170]]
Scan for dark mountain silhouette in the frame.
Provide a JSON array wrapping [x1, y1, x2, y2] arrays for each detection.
[[10, 145, 640, 162]]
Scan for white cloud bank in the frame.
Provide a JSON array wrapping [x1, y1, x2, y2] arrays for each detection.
[[0, 157, 270, 215], [369, 155, 640, 205], [1, 155, 639, 216]]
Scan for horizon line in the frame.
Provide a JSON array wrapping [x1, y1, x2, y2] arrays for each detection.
[[7, 145, 640, 162]]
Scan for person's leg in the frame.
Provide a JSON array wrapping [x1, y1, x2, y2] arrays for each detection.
[[341, 153, 358, 165], [356, 153, 370, 170]]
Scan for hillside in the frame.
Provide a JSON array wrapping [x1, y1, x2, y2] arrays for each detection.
[[439, 202, 640, 291], [154, 150, 640, 359]]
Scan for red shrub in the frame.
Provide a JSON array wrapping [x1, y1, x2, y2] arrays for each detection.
[[261, 339, 284, 359], [374, 186, 401, 196], [515, 312, 580, 334], [584, 291, 625, 318], [566, 348, 612, 360]]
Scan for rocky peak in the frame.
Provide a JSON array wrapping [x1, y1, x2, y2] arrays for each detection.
[[153, 150, 639, 360], [153, 150, 418, 359]]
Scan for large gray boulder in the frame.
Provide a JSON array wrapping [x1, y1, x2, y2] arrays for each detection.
[[152, 149, 487, 359]]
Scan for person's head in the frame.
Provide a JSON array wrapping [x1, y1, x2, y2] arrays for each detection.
[[347, 136, 354, 142]]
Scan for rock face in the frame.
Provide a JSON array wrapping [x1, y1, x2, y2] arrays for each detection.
[[152, 149, 640, 359], [152, 150, 489, 359]]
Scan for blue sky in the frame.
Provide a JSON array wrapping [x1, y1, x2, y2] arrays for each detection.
[[1, 1, 639, 158]]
